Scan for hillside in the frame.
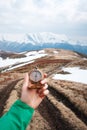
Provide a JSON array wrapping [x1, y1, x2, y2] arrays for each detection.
[[0, 48, 87, 130]]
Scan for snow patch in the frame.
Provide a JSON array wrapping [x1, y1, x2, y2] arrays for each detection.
[[53, 51, 58, 54], [53, 67, 87, 84], [25, 51, 37, 56], [0, 51, 47, 68], [38, 50, 45, 54], [0, 57, 3, 60], [7, 61, 34, 71]]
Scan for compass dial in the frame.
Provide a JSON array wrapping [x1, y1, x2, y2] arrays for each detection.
[[29, 69, 42, 83]]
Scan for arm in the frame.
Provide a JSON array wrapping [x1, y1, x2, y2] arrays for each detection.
[[0, 73, 49, 130], [0, 100, 34, 130]]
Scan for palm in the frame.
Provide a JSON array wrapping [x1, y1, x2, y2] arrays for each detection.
[[21, 73, 46, 109]]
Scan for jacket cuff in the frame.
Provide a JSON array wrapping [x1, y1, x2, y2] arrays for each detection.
[[14, 99, 34, 111]]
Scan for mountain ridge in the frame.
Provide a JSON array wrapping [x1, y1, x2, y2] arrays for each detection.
[[0, 32, 87, 55]]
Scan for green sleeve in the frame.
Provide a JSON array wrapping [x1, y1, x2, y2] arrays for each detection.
[[0, 100, 34, 130]]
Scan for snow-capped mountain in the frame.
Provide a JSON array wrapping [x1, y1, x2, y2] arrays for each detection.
[[0, 32, 69, 44], [0, 32, 87, 55]]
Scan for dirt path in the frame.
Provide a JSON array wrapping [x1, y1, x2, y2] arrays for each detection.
[[0, 80, 20, 116]]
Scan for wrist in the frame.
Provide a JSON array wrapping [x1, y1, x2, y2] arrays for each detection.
[[20, 98, 35, 110]]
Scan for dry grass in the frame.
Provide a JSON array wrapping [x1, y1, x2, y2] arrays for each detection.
[[49, 79, 87, 116], [47, 93, 87, 130], [48, 79, 87, 117]]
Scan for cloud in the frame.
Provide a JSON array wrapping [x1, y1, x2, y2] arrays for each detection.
[[0, 0, 87, 41]]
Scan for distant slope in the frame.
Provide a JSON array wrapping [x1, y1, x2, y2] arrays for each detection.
[[0, 48, 87, 73], [0, 50, 26, 59]]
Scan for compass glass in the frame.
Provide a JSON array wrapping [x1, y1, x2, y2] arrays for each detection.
[[29, 70, 42, 82]]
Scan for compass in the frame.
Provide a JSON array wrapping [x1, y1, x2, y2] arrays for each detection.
[[29, 67, 43, 89]]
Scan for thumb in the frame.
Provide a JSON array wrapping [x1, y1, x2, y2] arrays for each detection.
[[23, 73, 29, 88]]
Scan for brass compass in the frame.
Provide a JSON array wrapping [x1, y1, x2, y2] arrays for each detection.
[[29, 67, 44, 89]]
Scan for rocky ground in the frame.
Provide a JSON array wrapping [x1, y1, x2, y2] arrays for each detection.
[[0, 49, 87, 130]]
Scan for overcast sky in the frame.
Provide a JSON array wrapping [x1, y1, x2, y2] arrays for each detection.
[[0, 0, 87, 42]]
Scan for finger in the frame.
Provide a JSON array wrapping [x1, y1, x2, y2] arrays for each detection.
[[40, 78, 47, 84], [23, 73, 29, 88], [44, 73, 47, 78], [43, 84, 48, 90], [39, 89, 49, 98], [37, 84, 48, 94], [43, 89, 49, 96]]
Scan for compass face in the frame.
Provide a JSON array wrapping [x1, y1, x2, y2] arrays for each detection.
[[29, 70, 42, 83]]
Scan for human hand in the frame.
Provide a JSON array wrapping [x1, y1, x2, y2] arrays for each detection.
[[20, 73, 49, 109]]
